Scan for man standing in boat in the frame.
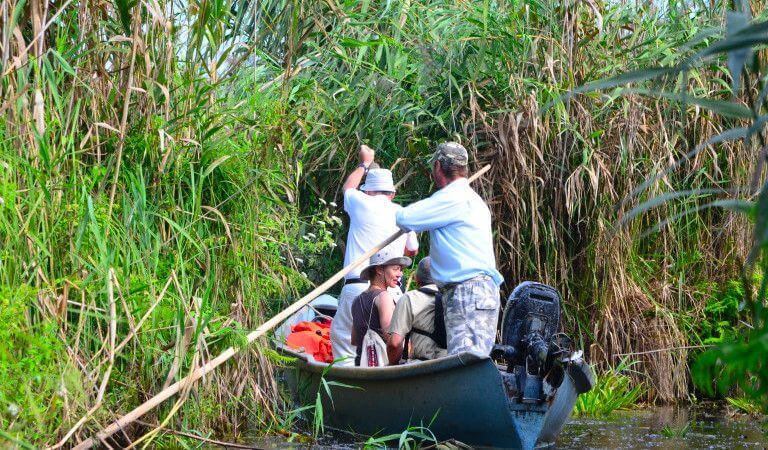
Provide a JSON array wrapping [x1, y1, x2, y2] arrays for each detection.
[[330, 144, 419, 366], [395, 142, 503, 357]]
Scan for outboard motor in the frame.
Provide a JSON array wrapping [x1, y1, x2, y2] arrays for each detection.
[[492, 282, 593, 404]]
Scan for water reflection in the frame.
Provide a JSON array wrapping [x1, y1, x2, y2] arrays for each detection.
[[557, 406, 767, 449]]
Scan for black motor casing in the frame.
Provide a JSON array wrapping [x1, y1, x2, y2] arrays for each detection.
[[492, 282, 564, 403], [500, 281, 561, 358]]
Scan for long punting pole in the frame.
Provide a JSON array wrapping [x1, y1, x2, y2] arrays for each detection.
[[74, 164, 491, 449]]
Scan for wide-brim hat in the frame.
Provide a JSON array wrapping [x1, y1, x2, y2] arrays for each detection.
[[359, 246, 412, 281], [360, 168, 396, 193], [360, 256, 412, 281]]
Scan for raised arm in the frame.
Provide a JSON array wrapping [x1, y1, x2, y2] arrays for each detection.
[[343, 144, 376, 192]]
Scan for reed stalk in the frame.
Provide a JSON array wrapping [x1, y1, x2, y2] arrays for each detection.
[[0, 0, 759, 446]]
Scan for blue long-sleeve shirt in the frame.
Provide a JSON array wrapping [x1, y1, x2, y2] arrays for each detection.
[[396, 178, 504, 286]]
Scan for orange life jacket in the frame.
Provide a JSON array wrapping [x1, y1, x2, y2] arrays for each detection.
[[285, 320, 333, 363]]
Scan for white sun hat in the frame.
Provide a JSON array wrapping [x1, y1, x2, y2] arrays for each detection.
[[359, 246, 412, 281], [360, 168, 396, 193]]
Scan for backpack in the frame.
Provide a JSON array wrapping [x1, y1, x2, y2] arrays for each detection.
[[358, 289, 389, 367], [407, 287, 447, 351], [360, 328, 389, 367]]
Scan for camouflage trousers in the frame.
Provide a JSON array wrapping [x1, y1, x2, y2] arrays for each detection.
[[441, 275, 500, 356]]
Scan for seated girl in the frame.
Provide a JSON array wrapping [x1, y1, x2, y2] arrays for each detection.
[[351, 248, 411, 366]]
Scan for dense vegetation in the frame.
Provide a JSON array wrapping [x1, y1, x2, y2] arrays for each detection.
[[0, 0, 765, 446]]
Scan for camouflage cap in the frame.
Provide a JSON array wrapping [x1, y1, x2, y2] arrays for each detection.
[[429, 141, 469, 167]]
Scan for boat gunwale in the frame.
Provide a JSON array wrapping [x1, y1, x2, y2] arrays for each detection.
[[276, 343, 492, 380]]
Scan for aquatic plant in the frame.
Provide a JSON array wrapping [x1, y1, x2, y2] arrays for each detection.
[[363, 420, 439, 450], [573, 360, 646, 417], [725, 397, 763, 416], [0, 0, 333, 445], [661, 422, 691, 438], [309, 363, 362, 438], [693, 280, 748, 346], [241, 0, 755, 403], [0, 287, 84, 443]]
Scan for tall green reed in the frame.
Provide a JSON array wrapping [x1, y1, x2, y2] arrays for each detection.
[[244, 0, 751, 402], [561, 0, 768, 409], [0, 0, 338, 445], [0, 0, 763, 446]]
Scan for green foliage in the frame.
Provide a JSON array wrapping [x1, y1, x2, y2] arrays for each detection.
[[661, 422, 691, 438], [0, 287, 84, 443], [363, 424, 438, 450], [310, 363, 362, 438], [573, 360, 645, 417], [726, 396, 763, 416], [244, 0, 756, 403], [295, 199, 344, 282], [692, 310, 768, 411], [565, 2, 768, 411], [698, 280, 746, 345], [1, 0, 335, 444], [362, 410, 439, 449]]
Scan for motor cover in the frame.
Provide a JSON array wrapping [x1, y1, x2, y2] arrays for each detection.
[[500, 281, 561, 362]]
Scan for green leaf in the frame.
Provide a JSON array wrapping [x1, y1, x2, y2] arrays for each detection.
[[619, 188, 732, 229], [114, 0, 136, 36], [339, 37, 382, 48], [639, 199, 754, 238], [324, 380, 362, 389], [10, 0, 28, 29], [731, 15, 768, 38], [545, 67, 677, 111], [694, 33, 768, 61], [202, 155, 232, 179], [625, 88, 753, 119], [748, 178, 768, 265], [320, 377, 334, 409], [726, 10, 752, 94], [50, 50, 75, 76], [624, 126, 749, 204]]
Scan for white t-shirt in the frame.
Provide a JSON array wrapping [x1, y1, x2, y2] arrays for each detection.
[[343, 189, 418, 278]]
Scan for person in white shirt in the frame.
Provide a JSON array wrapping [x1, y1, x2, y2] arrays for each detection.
[[395, 142, 503, 357], [330, 144, 419, 366]]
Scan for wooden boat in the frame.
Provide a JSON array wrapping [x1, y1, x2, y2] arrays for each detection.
[[276, 282, 593, 449]]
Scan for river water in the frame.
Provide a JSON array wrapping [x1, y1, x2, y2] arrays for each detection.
[[556, 406, 767, 449], [245, 406, 767, 449]]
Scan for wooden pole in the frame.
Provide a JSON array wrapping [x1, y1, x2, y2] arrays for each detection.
[[73, 164, 491, 449]]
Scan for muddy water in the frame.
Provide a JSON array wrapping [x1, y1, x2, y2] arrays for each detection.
[[556, 406, 767, 449], [245, 407, 767, 449]]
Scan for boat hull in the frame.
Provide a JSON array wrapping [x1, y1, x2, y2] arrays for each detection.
[[279, 347, 578, 449]]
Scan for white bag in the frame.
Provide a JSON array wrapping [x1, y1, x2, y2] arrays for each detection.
[[360, 329, 389, 367]]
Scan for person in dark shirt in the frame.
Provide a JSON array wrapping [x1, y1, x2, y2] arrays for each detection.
[[351, 248, 411, 366]]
